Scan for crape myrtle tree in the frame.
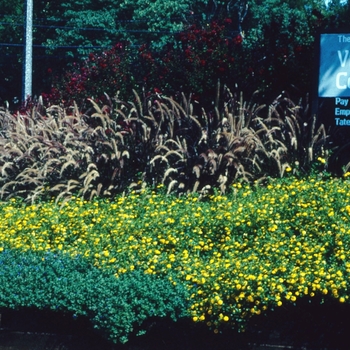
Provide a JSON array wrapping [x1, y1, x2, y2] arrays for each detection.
[[48, 0, 340, 107], [44, 0, 248, 106]]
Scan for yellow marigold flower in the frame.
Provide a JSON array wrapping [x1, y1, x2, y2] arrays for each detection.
[[247, 295, 254, 303]]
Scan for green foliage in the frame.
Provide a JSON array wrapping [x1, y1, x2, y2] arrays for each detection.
[[3, 0, 350, 106], [45, 0, 210, 54], [0, 0, 24, 103], [44, 0, 350, 107], [1, 175, 350, 337], [50, 19, 243, 106], [0, 248, 189, 344], [238, 0, 319, 97]]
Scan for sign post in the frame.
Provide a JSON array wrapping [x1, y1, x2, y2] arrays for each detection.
[[22, 0, 33, 101]]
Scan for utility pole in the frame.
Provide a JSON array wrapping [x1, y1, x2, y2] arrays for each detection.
[[22, 0, 33, 101]]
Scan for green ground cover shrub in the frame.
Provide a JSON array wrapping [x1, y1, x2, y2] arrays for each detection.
[[0, 174, 350, 342], [0, 249, 188, 344]]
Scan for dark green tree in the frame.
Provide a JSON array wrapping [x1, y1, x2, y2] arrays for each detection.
[[237, 0, 322, 98], [0, 0, 24, 104], [0, 0, 69, 106]]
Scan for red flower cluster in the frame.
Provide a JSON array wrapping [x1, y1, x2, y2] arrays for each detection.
[[48, 20, 245, 108], [49, 41, 134, 107], [135, 20, 242, 100]]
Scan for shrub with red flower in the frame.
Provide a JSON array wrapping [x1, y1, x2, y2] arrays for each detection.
[[135, 20, 243, 106], [48, 19, 244, 109], [45, 14, 313, 110], [48, 41, 135, 107]]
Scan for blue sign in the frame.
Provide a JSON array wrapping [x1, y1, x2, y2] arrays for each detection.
[[319, 34, 350, 97], [318, 33, 350, 126]]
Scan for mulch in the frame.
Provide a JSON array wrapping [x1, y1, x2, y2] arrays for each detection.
[[0, 297, 349, 350]]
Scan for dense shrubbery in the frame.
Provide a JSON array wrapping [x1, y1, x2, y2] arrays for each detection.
[[46, 15, 315, 108], [0, 249, 188, 343], [3, 0, 350, 107], [46, 20, 243, 108], [1, 176, 350, 342], [43, 1, 350, 109]]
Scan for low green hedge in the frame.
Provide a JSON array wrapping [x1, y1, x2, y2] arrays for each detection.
[[0, 249, 188, 344]]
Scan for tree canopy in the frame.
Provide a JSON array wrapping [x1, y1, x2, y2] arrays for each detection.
[[1, 0, 350, 107]]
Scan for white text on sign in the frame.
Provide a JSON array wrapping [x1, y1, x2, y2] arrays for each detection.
[[336, 51, 350, 89]]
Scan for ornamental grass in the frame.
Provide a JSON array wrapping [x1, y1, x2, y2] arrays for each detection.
[[1, 175, 350, 342], [0, 86, 329, 202]]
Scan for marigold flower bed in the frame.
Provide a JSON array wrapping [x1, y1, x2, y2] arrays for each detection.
[[0, 176, 350, 343]]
